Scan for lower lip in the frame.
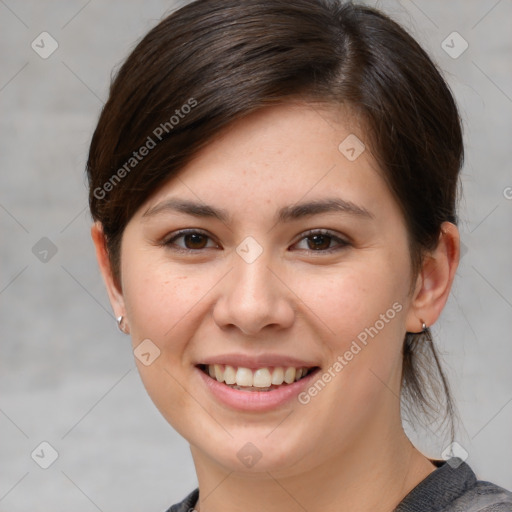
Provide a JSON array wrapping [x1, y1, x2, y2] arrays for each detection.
[[195, 366, 320, 412]]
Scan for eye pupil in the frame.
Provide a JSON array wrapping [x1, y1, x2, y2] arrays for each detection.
[[185, 233, 207, 249], [308, 234, 330, 250]]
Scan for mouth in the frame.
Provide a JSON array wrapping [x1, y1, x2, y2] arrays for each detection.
[[196, 363, 320, 392]]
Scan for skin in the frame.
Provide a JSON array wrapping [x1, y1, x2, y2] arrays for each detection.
[[92, 101, 460, 512]]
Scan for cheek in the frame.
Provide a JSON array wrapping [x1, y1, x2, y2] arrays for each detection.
[[124, 266, 206, 343], [292, 260, 407, 348], [120, 258, 214, 428], [292, 258, 409, 401]]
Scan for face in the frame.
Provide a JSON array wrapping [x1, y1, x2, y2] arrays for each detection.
[[107, 102, 423, 476]]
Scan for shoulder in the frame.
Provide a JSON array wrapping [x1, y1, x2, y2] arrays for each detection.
[[164, 488, 199, 512], [451, 479, 512, 511], [395, 458, 512, 512], [165, 463, 512, 512]]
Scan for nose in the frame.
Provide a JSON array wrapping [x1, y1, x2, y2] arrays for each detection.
[[212, 250, 295, 336]]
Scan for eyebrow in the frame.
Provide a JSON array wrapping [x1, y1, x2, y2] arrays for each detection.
[[142, 197, 374, 223]]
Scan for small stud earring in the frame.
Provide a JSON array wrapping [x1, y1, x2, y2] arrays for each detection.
[[117, 315, 128, 334], [406, 320, 428, 336]]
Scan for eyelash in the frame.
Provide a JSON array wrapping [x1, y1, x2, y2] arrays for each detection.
[[161, 228, 349, 254]]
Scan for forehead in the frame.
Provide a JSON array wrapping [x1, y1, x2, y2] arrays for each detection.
[[179, 101, 364, 174], [137, 101, 397, 225]]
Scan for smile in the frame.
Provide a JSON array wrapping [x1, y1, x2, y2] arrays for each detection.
[[198, 364, 317, 391]]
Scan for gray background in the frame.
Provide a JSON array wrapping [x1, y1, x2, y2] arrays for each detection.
[[0, 0, 511, 510]]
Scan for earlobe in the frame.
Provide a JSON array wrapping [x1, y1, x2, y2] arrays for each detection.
[[405, 222, 460, 332], [91, 222, 127, 326]]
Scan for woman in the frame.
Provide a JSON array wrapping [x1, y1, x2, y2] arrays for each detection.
[[86, 0, 512, 510]]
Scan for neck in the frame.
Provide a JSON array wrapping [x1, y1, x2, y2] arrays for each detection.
[[189, 419, 436, 512]]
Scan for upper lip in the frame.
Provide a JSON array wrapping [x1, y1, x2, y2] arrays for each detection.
[[196, 353, 320, 369]]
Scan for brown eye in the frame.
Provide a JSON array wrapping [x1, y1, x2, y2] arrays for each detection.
[[182, 233, 208, 249], [163, 229, 218, 252], [293, 230, 349, 253], [306, 234, 332, 251]]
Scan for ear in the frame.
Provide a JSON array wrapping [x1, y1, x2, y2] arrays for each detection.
[[405, 222, 460, 332], [91, 222, 127, 325]]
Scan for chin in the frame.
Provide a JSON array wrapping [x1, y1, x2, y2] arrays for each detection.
[[194, 426, 314, 476]]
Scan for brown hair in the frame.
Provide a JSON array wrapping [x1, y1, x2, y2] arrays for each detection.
[[87, 0, 463, 437]]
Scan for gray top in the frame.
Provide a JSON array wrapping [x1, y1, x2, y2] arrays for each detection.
[[165, 459, 512, 511]]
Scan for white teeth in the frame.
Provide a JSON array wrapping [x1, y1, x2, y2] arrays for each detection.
[[223, 365, 237, 385], [203, 364, 312, 387], [253, 368, 272, 388], [235, 367, 253, 387], [271, 367, 284, 385], [284, 367, 296, 384]]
